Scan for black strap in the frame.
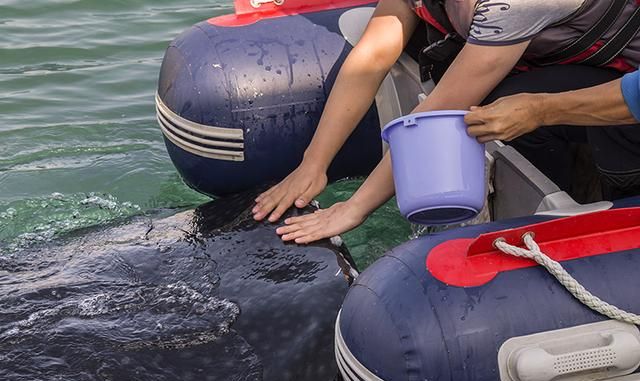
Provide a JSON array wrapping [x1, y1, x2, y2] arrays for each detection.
[[536, 0, 627, 66], [580, 5, 640, 66], [421, 0, 455, 34], [418, 31, 464, 82]]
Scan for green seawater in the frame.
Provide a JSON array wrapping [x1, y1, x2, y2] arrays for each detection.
[[0, 0, 412, 269]]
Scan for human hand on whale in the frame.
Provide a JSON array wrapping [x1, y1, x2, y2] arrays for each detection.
[[252, 160, 328, 223], [252, 150, 396, 244], [251, 162, 367, 244], [253, 0, 529, 244]]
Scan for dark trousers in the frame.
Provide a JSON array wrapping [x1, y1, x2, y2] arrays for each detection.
[[483, 65, 640, 201]]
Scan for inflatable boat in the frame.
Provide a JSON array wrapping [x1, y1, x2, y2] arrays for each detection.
[[336, 198, 640, 381], [156, 1, 640, 380], [155, 0, 429, 196], [331, 144, 640, 380]]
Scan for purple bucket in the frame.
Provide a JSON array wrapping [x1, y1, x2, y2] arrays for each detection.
[[381, 111, 485, 225]]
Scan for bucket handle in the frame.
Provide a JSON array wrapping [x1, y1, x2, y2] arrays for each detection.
[[403, 117, 418, 127]]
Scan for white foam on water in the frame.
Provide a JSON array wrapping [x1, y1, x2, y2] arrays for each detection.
[[1, 281, 240, 350], [0, 192, 142, 252]]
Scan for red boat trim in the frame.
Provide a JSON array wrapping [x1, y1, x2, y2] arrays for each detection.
[[209, 0, 378, 27], [427, 207, 640, 288]]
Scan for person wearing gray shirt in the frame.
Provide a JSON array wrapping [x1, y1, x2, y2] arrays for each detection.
[[255, 0, 640, 244]]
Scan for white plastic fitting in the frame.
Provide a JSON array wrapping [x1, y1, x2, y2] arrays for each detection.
[[499, 321, 640, 381]]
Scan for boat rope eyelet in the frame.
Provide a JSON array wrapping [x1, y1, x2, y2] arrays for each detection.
[[250, 0, 285, 8], [494, 234, 640, 326]]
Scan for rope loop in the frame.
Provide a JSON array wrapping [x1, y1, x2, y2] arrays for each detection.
[[494, 234, 640, 326]]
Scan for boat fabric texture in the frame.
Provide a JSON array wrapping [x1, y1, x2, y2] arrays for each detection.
[[622, 70, 640, 121], [410, 0, 640, 70]]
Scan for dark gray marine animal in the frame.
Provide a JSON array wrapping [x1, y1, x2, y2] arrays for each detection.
[[0, 190, 356, 381]]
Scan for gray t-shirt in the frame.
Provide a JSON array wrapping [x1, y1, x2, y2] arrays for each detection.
[[463, 0, 586, 45], [410, 0, 640, 68]]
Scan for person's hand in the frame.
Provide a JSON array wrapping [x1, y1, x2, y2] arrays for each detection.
[[465, 93, 546, 143], [275, 201, 367, 244], [252, 161, 328, 222]]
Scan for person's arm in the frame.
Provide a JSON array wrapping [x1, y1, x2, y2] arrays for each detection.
[[277, 41, 530, 243], [543, 78, 637, 125], [466, 72, 640, 143], [252, 0, 419, 222]]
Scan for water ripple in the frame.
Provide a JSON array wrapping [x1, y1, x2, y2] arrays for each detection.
[[0, 192, 143, 251], [0, 144, 150, 171], [0, 212, 254, 380], [0, 62, 102, 75]]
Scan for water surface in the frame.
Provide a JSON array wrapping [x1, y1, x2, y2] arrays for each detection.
[[0, 0, 411, 267]]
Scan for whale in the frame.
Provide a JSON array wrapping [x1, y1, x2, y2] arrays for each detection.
[[0, 190, 355, 381]]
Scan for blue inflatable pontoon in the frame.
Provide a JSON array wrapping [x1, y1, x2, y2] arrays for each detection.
[[336, 199, 640, 381], [156, 0, 387, 196]]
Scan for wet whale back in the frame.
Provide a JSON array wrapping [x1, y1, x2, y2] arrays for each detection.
[[0, 191, 354, 381]]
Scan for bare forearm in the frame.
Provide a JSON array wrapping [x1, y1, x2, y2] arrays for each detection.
[[350, 152, 395, 216], [540, 79, 636, 126], [303, 49, 392, 169], [303, 0, 418, 170]]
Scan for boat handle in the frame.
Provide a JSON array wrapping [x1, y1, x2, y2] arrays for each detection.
[[509, 331, 640, 381], [250, 0, 285, 8]]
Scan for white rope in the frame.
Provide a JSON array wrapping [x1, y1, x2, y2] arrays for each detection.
[[494, 233, 640, 326]]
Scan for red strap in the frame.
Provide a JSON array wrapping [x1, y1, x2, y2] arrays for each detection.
[[513, 64, 532, 72], [427, 208, 640, 287], [414, 4, 448, 35], [558, 41, 605, 65], [555, 40, 634, 73], [604, 56, 636, 72]]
